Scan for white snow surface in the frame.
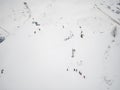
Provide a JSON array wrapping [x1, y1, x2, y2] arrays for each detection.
[[0, 0, 120, 90]]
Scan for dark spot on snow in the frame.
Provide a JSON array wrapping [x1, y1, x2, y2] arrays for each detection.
[[22, 1, 31, 23], [79, 26, 82, 28], [111, 26, 117, 38], [79, 71, 82, 75], [17, 26, 20, 28], [117, 3, 120, 6], [0, 36, 5, 43], [66, 68, 68, 71], [115, 10, 120, 14], [64, 31, 74, 41], [39, 28, 41, 31], [73, 68, 77, 72], [24, 2, 27, 5], [23, 2, 29, 10], [116, 7, 120, 10], [80, 34, 84, 38], [32, 18, 34, 20], [71, 48, 76, 58], [1, 69, 4, 74], [112, 39, 115, 43], [64, 37, 70, 41], [80, 31, 84, 38], [112, 9, 115, 12], [34, 31, 36, 34], [83, 75, 85, 79], [73, 68, 76, 71], [62, 25, 64, 28], [32, 21, 40, 26], [107, 6, 111, 9]]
